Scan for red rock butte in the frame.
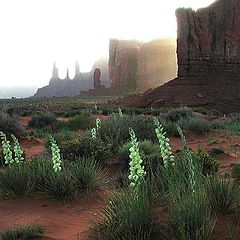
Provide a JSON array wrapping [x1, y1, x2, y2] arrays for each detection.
[[120, 0, 240, 113]]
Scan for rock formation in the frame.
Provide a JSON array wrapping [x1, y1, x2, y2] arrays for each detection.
[[93, 68, 101, 89], [176, 0, 240, 77], [108, 39, 177, 93], [33, 58, 111, 98], [116, 0, 240, 113], [136, 39, 177, 91], [109, 39, 140, 92]]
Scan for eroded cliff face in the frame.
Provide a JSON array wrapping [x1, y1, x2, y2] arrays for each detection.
[[109, 39, 177, 93], [109, 39, 140, 92], [176, 0, 240, 77], [137, 39, 177, 91]]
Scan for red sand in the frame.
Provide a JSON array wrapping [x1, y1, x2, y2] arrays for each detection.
[[0, 195, 102, 240]]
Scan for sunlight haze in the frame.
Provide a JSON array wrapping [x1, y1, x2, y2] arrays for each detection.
[[0, 0, 215, 89]]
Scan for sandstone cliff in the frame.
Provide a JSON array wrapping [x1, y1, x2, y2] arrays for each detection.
[[116, 0, 240, 113], [108, 39, 177, 93], [176, 0, 240, 77]]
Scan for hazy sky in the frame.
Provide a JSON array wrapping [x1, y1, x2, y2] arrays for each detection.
[[0, 0, 215, 88]]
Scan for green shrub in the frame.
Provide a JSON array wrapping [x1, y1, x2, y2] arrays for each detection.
[[42, 171, 75, 202], [29, 112, 56, 129], [0, 164, 35, 199], [208, 146, 225, 157], [117, 140, 162, 172], [99, 114, 157, 146], [69, 158, 107, 193], [27, 157, 53, 191], [191, 150, 219, 176], [162, 190, 215, 240], [0, 112, 22, 135], [206, 176, 239, 214], [92, 183, 155, 240], [183, 117, 211, 133], [60, 113, 94, 131], [164, 107, 193, 122], [232, 164, 240, 182], [0, 224, 44, 240], [60, 134, 113, 162]]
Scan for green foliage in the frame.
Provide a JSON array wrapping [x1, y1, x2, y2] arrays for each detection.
[[164, 107, 193, 122], [60, 133, 113, 162], [59, 113, 94, 131], [0, 164, 35, 198], [208, 146, 225, 157], [183, 117, 211, 133], [214, 113, 240, 132], [117, 140, 162, 173], [231, 164, 240, 182], [42, 171, 75, 202], [191, 149, 219, 176], [99, 114, 157, 146], [29, 112, 56, 129], [0, 224, 44, 240], [11, 134, 24, 163], [206, 176, 239, 214], [0, 112, 22, 135], [92, 183, 155, 240], [69, 158, 107, 193], [161, 190, 215, 240]]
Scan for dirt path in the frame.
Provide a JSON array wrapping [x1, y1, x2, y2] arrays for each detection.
[[0, 195, 102, 240]]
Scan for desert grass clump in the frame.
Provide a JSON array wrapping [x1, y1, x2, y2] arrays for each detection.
[[0, 224, 44, 240], [0, 112, 22, 135], [43, 171, 75, 202], [164, 106, 193, 122], [92, 183, 155, 240], [232, 164, 240, 183], [161, 190, 215, 240], [69, 158, 107, 193], [0, 164, 35, 198], [28, 112, 56, 129], [206, 176, 239, 214], [183, 117, 211, 134]]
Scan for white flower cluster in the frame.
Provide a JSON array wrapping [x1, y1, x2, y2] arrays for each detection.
[[118, 107, 123, 117], [177, 125, 196, 192], [91, 118, 101, 140], [154, 119, 175, 168], [11, 134, 24, 164], [128, 128, 146, 188], [49, 135, 62, 172], [0, 131, 14, 165]]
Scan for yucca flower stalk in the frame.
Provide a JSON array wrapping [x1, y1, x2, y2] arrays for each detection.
[[154, 118, 175, 168], [0, 131, 14, 165], [177, 125, 196, 193], [49, 135, 62, 172], [91, 118, 101, 140], [128, 128, 146, 188], [118, 107, 123, 117], [11, 134, 24, 164]]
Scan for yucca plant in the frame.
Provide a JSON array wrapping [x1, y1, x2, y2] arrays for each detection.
[[161, 190, 216, 240], [11, 134, 24, 164], [0, 131, 13, 165], [69, 158, 107, 193], [49, 135, 62, 172], [42, 171, 75, 202], [0, 224, 44, 240], [206, 176, 239, 214], [92, 181, 155, 240], [0, 164, 35, 198]]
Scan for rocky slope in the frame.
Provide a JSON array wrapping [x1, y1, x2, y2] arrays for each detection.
[[118, 0, 240, 113]]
